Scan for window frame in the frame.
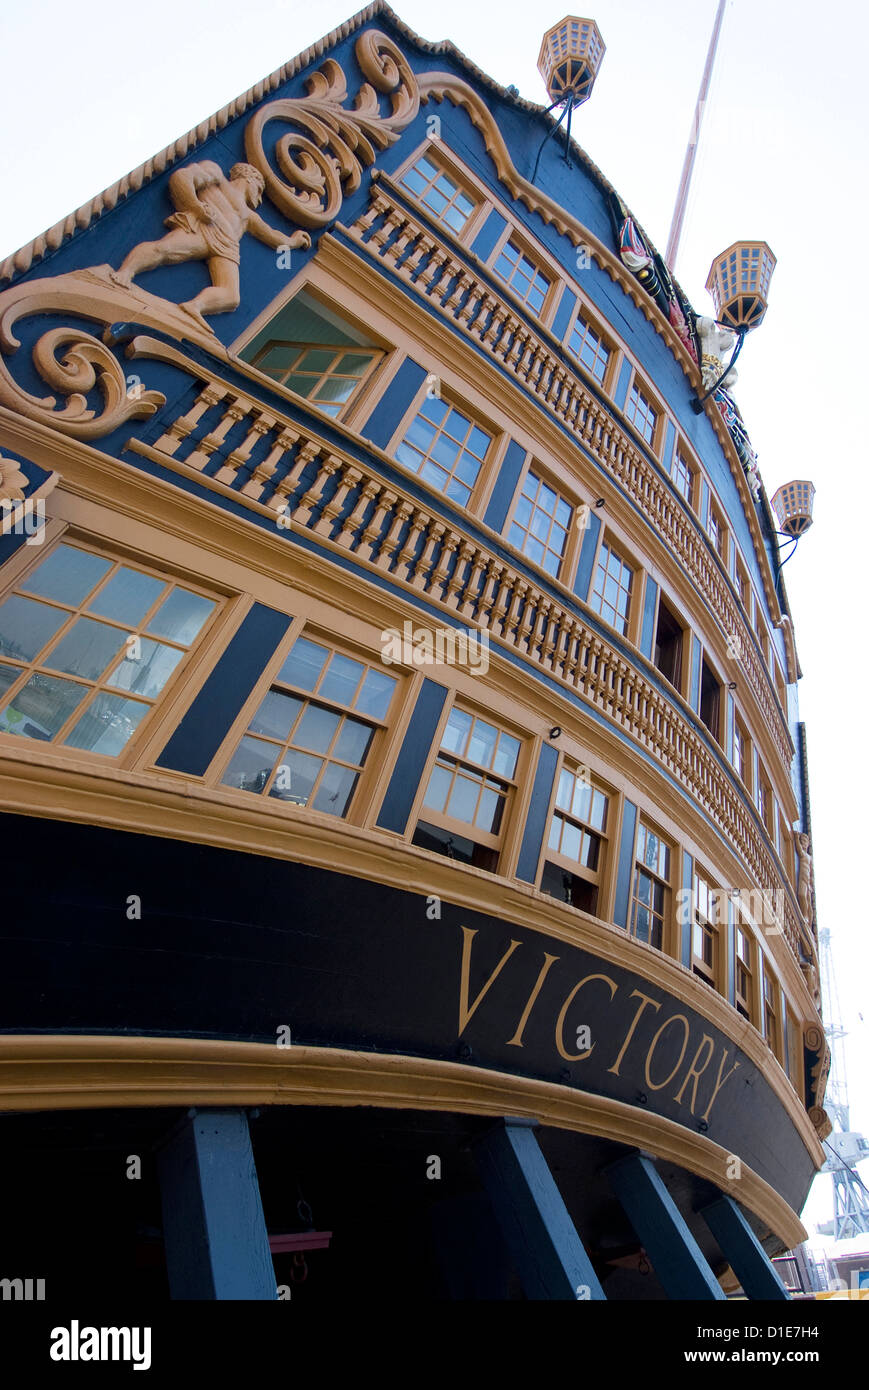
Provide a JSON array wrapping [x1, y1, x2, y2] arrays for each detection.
[[393, 141, 489, 244], [504, 462, 581, 582], [691, 869, 722, 991], [624, 372, 663, 454], [670, 448, 696, 510], [488, 226, 557, 324], [388, 384, 502, 513], [0, 535, 222, 765], [209, 625, 400, 825], [412, 699, 525, 871], [629, 818, 673, 954], [563, 299, 616, 392], [540, 757, 611, 915], [588, 532, 637, 640]]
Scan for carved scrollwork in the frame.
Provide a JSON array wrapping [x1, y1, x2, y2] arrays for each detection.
[[244, 29, 419, 228], [0, 323, 164, 441]]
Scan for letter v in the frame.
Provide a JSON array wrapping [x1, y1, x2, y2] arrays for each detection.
[[458, 927, 522, 1036]]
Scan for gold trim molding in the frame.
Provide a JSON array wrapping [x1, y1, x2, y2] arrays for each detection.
[[0, 1034, 808, 1250]]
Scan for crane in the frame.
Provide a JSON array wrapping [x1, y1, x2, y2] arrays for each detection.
[[816, 926, 869, 1240]]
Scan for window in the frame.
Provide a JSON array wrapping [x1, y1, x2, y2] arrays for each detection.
[[757, 763, 773, 833], [508, 471, 572, 577], [735, 926, 753, 1020], [395, 397, 491, 507], [736, 557, 750, 610], [707, 500, 727, 562], [0, 542, 216, 756], [414, 706, 521, 872], [692, 872, 720, 987], [493, 239, 550, 315], [220, 635, 397, 817], [732, 713, 750, 786], [590, 541, 633, 636], [541, 765, 609, 915], [699, 657, 721, 742], [671, 452, 694, 508], [241, 290, 381, 419], [400, 153, 476, 235], [653, 597, 683, 691], [566, 311, 611, 385], [625, 380, 658, 446], [629, 822, 671, 950], [763, 968, 780, 1056]]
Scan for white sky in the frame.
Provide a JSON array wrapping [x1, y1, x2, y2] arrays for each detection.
[[1, 0, 866, 1238]]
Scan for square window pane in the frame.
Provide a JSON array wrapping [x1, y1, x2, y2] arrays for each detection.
[[87, 567, 166, 626], [294, 702, 341, 754], [333, 717, 372, 765], [0, 595, 68, 662], [0, 662, 19, 700], [468, 719, 498, 768], [571, 779, 591, 821], [249, 690, 303, 741], [63, 691, 150, 756], [636, 871, 652, 906], [467, 426, 491, 459], [561, 819, 582, 861], [278, 637, 329, 691], [405, 416, 437, 453], [0, 672, 87, 740], [548, 815, 562, 851], [312, 376, 356, 407], [453, 451, 481, 486], [431, 433, 460, 468], [20, 545, 112, 606], [493, 732, 520, 778], [634, 904, 651, 943], [423, 762, 452, 814], [476, 785, 502, 833], [589, 790, 607, 831], [442, 707, 472, 756], [312, 762, 358, 817], [444, 477, 471, 507], [147, 589, 214, 645], [222, 735, 282, 794], [45, 617, 127, 681], [319, 653, 364, 707], [447, 771, 481, 823], [274, 748, 323, 805], [354, 669, 396, 720], [105, 637, 183, 699]]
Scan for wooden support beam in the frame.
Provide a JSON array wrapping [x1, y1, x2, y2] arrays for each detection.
[[605, 1152, 725, 1300], [156, 1108, 275, 1300], [700, 1196, 791, 1301], [474, 1117, 606, 1300]]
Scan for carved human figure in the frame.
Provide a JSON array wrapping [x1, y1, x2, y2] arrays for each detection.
[[696, 315, 739, 392], [796, 832, 815, 925], [111, 161, 311, 328]]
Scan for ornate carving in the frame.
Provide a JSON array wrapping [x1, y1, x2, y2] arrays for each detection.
[[696, 316, 739, 392], [111, 161, 311, 330], [0, 452, 28, 504], [0, 306, 165, 441], [808, 1106, 833, 1142], [804, 1022, 830, 1115], [796, 832, 815, 928], [244, 30, 420, 228]]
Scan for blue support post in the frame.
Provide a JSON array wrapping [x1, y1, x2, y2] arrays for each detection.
[[156, 1108, 275, 1300], [605, 1152, 725, 1300], [474, 1118, 606, 1300], [700, 1196, 791, 1300]]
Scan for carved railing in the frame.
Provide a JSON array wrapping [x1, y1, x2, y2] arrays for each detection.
[[342, 182, 792, 772], [128, 350, 803, 958]]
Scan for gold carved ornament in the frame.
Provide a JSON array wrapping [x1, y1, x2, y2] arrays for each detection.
[[0, 31, 418, 441]]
